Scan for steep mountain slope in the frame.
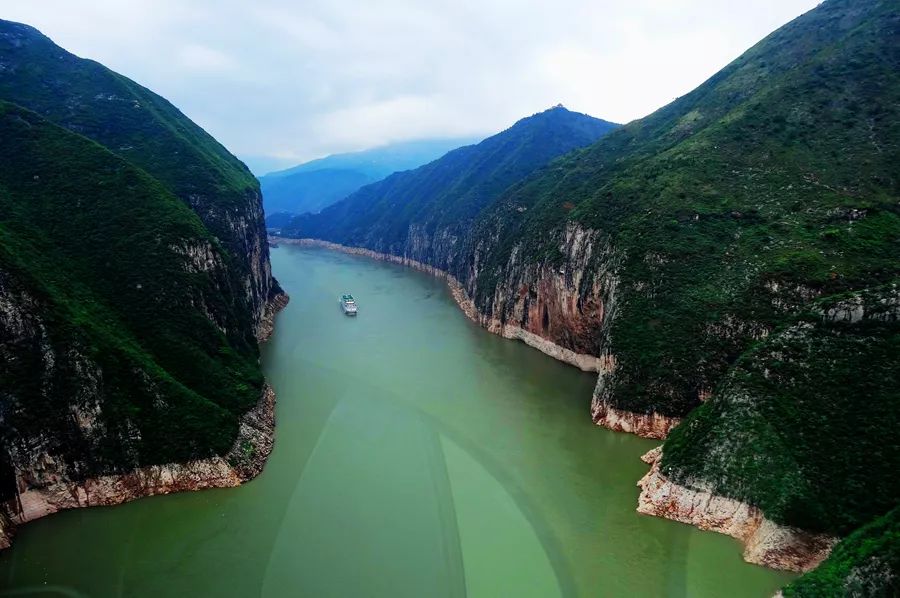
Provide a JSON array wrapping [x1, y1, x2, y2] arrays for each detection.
[[0, 20, 280, 332], [475, 0, 898, 432], [282, 0, 899, 574], [260, 137, 480, 219], [0, 22, 285, 547], [283, 106, 619, 263]]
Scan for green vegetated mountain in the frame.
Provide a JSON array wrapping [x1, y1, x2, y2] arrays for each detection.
[[281, 0, 899, 588], [260, 137, 480, 220], [0, 20, 281, 506], [783, 505, 899, 596], [283, 106, 620, 252]]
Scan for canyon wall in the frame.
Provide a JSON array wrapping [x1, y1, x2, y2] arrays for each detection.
[[276, 229, 677, 439]]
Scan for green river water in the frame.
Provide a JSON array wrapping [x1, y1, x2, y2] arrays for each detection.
[[0, 246, 794, 597]]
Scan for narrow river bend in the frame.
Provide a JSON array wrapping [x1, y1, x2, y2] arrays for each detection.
[[0, 246, 793, 597]]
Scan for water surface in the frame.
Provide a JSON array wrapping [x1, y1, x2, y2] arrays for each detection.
[[0, 247, 794, 596]]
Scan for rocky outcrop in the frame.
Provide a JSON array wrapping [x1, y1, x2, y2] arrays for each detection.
[[2, 383, 276, 537], [636, 447, 837, 572], [257, 291, 291, 343], [0, 510, 12, 549], [591, 394, 681, 440]]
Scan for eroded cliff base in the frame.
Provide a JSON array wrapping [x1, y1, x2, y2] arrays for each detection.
[[591, 396, 680, 440], [0, 383, 277, 551], [257, 291, 290, 343], [636, 447, 836, 572]]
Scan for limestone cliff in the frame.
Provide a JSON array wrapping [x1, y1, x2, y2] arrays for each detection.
[[637, 448, 836, 572]]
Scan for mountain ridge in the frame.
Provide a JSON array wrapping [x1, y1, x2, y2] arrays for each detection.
[[260, 137, 481, 218]]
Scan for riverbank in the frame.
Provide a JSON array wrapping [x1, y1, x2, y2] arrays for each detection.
[[273, 237, 609, 372], [273, 237, 682, 437], [637, 447, 837, 572], [0, 293, 289, 552], [272, 238, 833, 575]]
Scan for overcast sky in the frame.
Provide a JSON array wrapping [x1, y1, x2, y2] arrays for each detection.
[[3, 0, 820, 173]]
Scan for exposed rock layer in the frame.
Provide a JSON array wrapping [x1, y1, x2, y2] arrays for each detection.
[[257, 291, 291, 343], [0, 288, 288, 552], [1, 383, 277, 547], [637, 447, 837, 572], [591, 394, 681, 440]]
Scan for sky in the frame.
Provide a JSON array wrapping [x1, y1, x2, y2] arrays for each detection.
[[2, 0, 821, 174]]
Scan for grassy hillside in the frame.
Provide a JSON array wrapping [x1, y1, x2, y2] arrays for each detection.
[[0, 101, 262, 473], [0, 21, 279, 499], [0, 19, 276, 328], [0, 20, 255, 205], [661, 285, 899, 535], [477, 0, 899, 417], [285, 106, 619, 257], [783, 506, 900, 596], [459, 0, 899, 544]]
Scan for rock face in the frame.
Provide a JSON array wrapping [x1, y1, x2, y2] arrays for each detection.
[[257, 291, 291, 343], [5, 384, 276, 532], [591, 390, 680, 440], [637, 448, 837, 572]]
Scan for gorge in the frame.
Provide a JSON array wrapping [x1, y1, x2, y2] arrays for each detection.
[[0, 247, 797, 596], [0, 0, 898, 595], [280, 0, 900, 591]]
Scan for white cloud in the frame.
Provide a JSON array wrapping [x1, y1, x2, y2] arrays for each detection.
[[1, 0, 821, 170]]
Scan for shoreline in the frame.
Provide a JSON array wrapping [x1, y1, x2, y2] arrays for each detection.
[[0, 293, 289, 551], [274, 237, 608, 373], [274, 236, 836, 575], [637, 447, 837, 572], [273, 237, 680, 439]]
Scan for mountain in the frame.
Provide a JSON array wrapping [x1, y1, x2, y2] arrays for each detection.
[[279, 0, 899, 584], [282, 106, 620, 253], [0, 20, 285, 546], [260, 137, 480, 219], [261, 168, 374, 218]]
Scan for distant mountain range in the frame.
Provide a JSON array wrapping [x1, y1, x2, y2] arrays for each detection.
[[260, 137, 481, 222], [282, 106, 619, 247]]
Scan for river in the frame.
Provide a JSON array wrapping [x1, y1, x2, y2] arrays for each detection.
[[0, 246, 794, 597]]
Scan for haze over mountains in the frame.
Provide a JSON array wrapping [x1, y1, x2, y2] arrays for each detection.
[[260, 137, 481, 223]]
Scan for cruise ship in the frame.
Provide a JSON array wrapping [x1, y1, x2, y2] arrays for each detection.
[[340, 294, 358, 316]]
